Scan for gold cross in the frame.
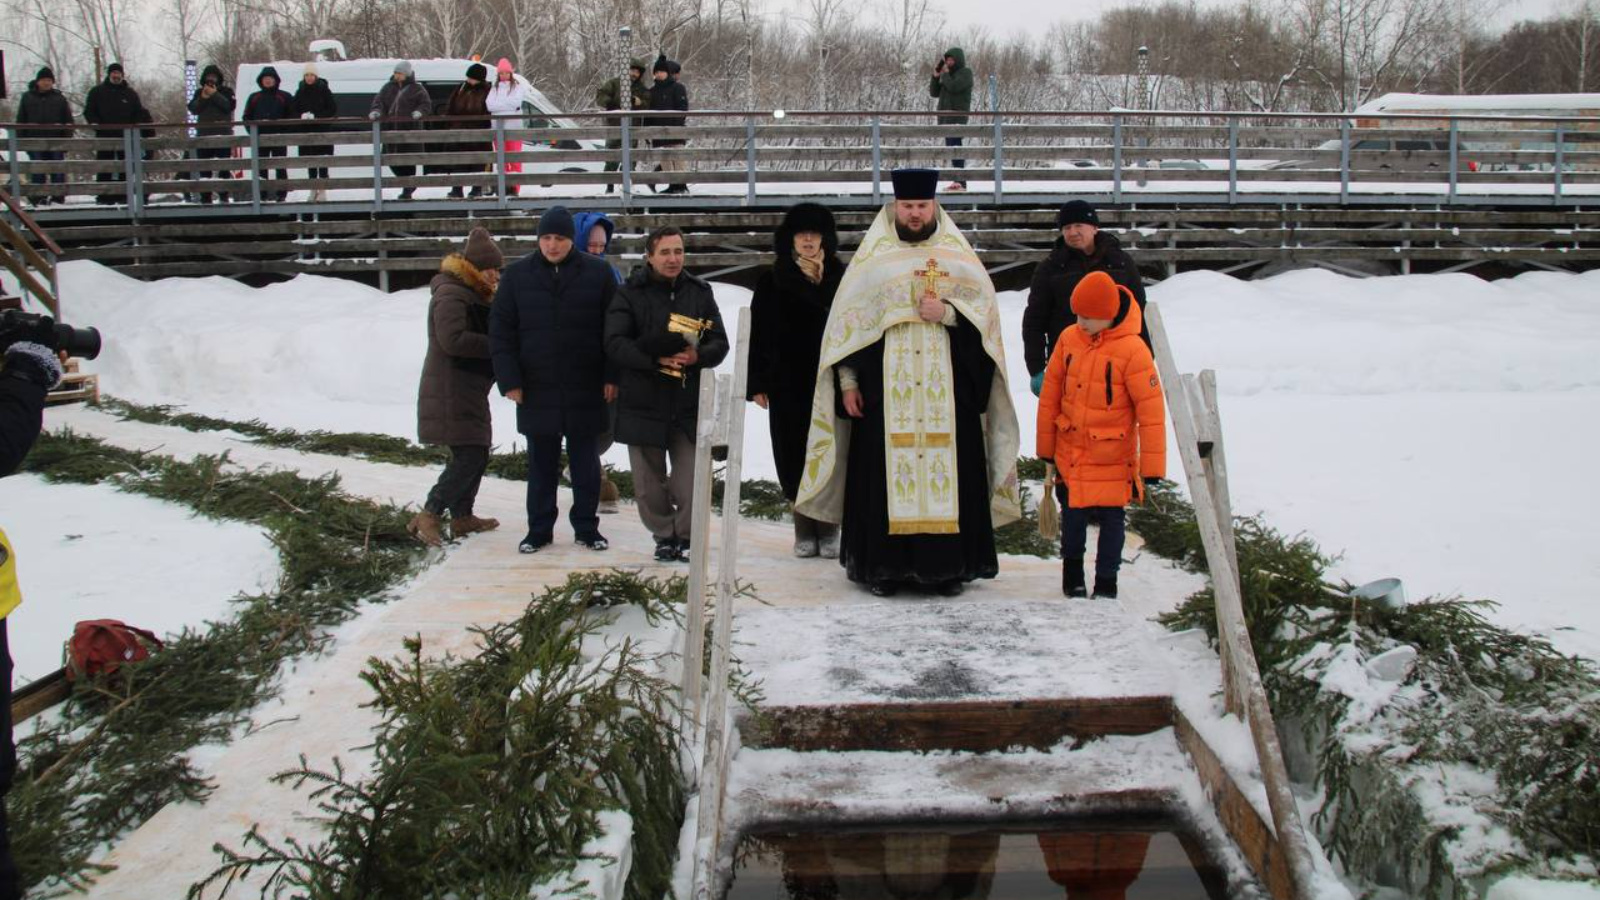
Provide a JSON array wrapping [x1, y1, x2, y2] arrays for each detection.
[[914, 258, 949, 300]]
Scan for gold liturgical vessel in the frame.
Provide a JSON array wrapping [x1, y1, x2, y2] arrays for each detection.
[[659, 312, 715, 382]]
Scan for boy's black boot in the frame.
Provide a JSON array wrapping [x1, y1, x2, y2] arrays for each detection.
[[1092, 573, 1118, 599], [1063, 559, 1087, 598]]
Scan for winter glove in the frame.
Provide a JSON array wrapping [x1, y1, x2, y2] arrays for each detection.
[[639, 331, 689, 358], [4, 341, 64, 390], [368, 111, 380, 121], [301, 112, 315, 120], [411, 110, 424, 120], [1029, 370, 1045, 397]]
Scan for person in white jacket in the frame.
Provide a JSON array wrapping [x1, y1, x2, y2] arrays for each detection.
[[486, 58, 526, 196]]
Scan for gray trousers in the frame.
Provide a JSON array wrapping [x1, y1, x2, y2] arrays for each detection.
[[628, 429, 696, 541]]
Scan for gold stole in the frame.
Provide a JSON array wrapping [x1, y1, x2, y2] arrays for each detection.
[[883, 260, 959, 535]]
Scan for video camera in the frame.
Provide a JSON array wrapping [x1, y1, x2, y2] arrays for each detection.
[[0, 309, 102, 359]]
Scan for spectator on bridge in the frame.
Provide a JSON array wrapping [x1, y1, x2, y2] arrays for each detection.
[[605, 225, 728, 562], [748, 203, 846, 559], [15, 67, 74, 205], [1036, 271, 1166, 600], [596, 58, 650, 194], [485, 58, 525, 197], [491, 207, 620, 554], [188, 65, 237, 204], [1021, 200, 1148, 396], [243, 66, 295, 202], [574, 210, 625, 514], [83, 63, 151, 205], [929, 47, 973, 192], [648, 55, 689, 195], [370, 61, 431, 201], [411, 226, 506, 547], [442, 63, 492, 199], [294, 63, 338, 203]]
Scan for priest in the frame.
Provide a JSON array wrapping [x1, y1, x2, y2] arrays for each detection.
[[795, 168, 1020, 597]]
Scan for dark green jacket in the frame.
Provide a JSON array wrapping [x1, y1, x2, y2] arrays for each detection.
[[595, 60, 651, 125], [929, 46, 973, 125]]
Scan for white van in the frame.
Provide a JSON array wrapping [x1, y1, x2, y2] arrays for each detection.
[[231, 54, 601, 180]]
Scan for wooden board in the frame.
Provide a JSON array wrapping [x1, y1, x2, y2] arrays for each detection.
[[742, 696, 1175, 753], [11, 668, 70, 722], [1174, 709, 1295, 900]]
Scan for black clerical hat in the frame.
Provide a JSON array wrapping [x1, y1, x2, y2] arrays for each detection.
[[890, 168, 939, 200]]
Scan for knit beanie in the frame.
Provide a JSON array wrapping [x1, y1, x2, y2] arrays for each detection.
[[1070, 271, 1122, 321], [394, 60, 413, 76], [1057, 199, 1099, 228], [629, 58, 647, 73], [463, 227, 504, 270], [303, 62, 318, 76], [652, 54, 670, 74], [537, 206, 576, 240], [36, 66, 55, 82], [466, 62, 488, 82], [497, 58, 514, 75], [107, 62, 125, 75]]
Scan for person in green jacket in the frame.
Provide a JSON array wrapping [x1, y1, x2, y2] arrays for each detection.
[[929, 47, 973, 191], [595, 59, 651, 191]]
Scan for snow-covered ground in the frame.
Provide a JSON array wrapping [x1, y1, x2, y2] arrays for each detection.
[[0, 475, 280, 683], [36, 259, 1600, 662]]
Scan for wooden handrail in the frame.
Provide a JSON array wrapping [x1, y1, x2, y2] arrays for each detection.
[[1146, 301, 1320, 900], [0, 188, 65, 256]]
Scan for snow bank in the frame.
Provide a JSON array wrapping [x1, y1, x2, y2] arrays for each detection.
[[45, 260, 1600, 660], [0, 475, 280, 683]]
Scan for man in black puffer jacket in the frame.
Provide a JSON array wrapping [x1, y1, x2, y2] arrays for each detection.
[[187, 65, 236, 203], [15, 67, 74, 204], [243, 66, 295, 201], [82, 63, 151, 204], [489, 206, 619, 555], [605, 225, 727, 563], [1021, 199, 1149, 395]]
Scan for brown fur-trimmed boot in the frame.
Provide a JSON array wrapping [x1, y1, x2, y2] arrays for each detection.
[[451, 514, 500, 537], [408, 511, 446, 547]]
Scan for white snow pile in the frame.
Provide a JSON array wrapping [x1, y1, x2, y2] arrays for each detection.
[[0, 474, 280, 683], [49, 259, 1600, 664]]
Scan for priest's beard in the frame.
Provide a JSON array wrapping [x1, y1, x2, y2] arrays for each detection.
[[895, 219, 938, 243]]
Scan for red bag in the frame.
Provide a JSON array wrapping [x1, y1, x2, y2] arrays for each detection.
[[65, 619, 163, 680]]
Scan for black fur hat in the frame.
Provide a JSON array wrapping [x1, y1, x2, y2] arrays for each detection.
[[774, 202, 839, 257]]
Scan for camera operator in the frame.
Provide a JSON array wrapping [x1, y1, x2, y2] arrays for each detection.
[[0, 326, 68, 900]]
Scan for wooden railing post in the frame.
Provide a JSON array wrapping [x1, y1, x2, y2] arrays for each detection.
[[1339, 119, 1351, 205], [620, 116, 633, 205], [1112, 114, 1124, 204], [1448, 117, 1459, 205], [7, 129, 20, 199], [680, 368, 720, 733], [870, 116, 883, 206], [371, 119, 384, 211], [745, 117, 757, 205]]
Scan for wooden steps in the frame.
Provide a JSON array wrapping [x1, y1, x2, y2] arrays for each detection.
[[46, 358, 99, 405]]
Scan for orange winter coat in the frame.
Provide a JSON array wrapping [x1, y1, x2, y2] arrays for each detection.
[[1036, 289, 1166, 508]]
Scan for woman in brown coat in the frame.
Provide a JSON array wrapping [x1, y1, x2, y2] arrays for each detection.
[[411, 227, 506, 545]]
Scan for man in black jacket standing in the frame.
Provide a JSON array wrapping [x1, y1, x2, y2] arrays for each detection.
[[187, 65, 236, 204], [15, 67, 74, 205], [1020, 200, 1149, 395], [243, 67, 295, 201], [648, 55, 689, 194], [605, 225, 727, 562], [489, 206, 619, 554], [82, 63, 150, 204]]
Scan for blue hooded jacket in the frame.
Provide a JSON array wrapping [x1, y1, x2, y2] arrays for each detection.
[[572, 211, 622, 283]]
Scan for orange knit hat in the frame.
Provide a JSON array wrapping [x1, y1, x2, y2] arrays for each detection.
[[1070, 271, 1122, 320]]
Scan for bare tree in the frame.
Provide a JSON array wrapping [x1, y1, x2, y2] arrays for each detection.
[[1560, 0, 1599, 91], [1290, 0, 1453, 110]]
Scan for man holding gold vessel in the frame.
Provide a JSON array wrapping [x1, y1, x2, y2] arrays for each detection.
[[605, 225, 729, 562]]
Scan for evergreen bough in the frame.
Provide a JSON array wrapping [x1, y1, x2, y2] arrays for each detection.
[[1131, 482, 1600, 896], [192, 571, 691, 900], [11, 429, 427, 893]]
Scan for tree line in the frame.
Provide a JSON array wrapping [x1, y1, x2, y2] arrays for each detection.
[[4, 0, 1599, 126]]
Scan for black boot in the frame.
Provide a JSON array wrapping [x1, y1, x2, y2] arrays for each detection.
[[1063, 559, 1087, 598], [1092, 573, 1118, 599]]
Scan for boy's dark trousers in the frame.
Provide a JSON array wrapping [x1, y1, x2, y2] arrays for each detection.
[[424, 445, 489, 518], [526, 430, 601, 541], [1055, 483, 1126, 578]]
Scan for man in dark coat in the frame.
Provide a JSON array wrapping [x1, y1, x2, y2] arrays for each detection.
[[82, 63, 150, 204], [292, 63, 338, 199], [490, 206, 619, 554], [605, 225, 728, 562], [929, 47, 973, 191], [748, 202, 845, 559], [412, 227, 506, 546], [15, 67, 74, 204], [648, 55, 690, 194], [188, 64, 236, 203], [441, 63, 491, 198], [596, 58, 650, 191], [369, 61, 431, 200], [1020, 200, 1148, 395], [243, 66, 295, 200]]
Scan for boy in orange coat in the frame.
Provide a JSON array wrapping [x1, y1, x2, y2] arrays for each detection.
[[1036, 271, 1166, 598]]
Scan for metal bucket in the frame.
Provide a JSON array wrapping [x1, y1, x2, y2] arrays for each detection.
[[1351, 577, 1406, 610]]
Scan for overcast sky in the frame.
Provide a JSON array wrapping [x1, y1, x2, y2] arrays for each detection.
[[937, 0, 1570, 41]]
